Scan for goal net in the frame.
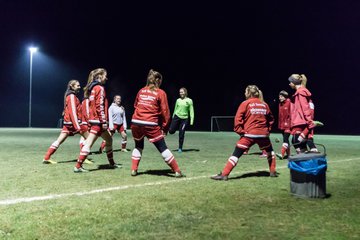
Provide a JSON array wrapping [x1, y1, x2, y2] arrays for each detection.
[[210, 116, 234, 132]]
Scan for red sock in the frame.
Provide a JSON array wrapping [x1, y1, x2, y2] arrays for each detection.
[[132, 157, 140, 171], [100, 141, 106, 150], [167, 156, 181, 173], [44, 146, 58, 160], [281, 147, 286, 157], [76, 155, 87, 169], [122, 143, 126, 149], [268, 155, 276, 173], [222, 157, 237, 176]]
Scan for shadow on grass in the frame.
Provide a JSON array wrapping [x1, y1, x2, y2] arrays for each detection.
[[57, 158, 95, 164], [229, 170, 277, 180], [88, 164, 123, 172], [243, 151, 267, 156], [137, 169, 176, 177], [172, 148, 200, 152]]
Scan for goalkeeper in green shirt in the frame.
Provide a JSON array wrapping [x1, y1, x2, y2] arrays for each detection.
[[169, 87, 194, 152]]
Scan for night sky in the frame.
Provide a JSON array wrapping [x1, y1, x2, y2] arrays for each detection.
[[1, 1, 360, 134]]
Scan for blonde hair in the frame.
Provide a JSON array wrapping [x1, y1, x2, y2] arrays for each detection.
[[180, 87, 188, 97], [289, 74, 307, 86], [146, 69, 163, 90], [245, 85, 261, 99], [83, 68, 107, 98]]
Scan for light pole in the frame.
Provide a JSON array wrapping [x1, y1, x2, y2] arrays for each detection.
[[28, 47, 38, 127]]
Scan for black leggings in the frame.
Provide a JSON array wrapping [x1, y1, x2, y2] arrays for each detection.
[[135, 138, 168, 153], [169, 115, 189, 149]]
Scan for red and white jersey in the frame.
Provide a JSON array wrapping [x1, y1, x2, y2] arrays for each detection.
[[81, 98, 89, 125], [278, 98, 291, 130], [88, 84, 108, 124], [233, 97, 274, 137], [63, 93, 81, 131], [108, 103, 127, 130], [131, 86, 170, 133]]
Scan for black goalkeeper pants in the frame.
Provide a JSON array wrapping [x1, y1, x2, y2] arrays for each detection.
[[169, 115, 189, 149]]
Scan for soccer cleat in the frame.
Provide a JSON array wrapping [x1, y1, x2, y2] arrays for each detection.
[[259, 151, 268, 158], [131, 170, 138, 176], [309, 148, 320, 153], [84, 159, 94, 164], [210, 173, 228, 181], [269, 171, 278, 177], [178, 148, 182, 153], [43, 159, 57, 164], [313, 120, 324, 127], [73, 167, 89, 173], [175, 171, 185, 178], [109, 163, 122, 169], [121, 148, 129, 152], [275, 153, 283, 160]]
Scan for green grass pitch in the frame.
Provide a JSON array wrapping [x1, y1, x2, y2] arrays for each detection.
[[0, 128, 359, 239]]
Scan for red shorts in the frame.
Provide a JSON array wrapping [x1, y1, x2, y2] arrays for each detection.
[[110, 124, 125, 133], [236, 136, 272, 151], [61, 124, 79, 136], [80, 124, 89, 133], [131, 124, 164, 143], [89, 124, 107, 137], [291, 125, 307, 135]]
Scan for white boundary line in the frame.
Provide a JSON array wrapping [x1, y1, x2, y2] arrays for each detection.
[[1, 157, 359, 206]]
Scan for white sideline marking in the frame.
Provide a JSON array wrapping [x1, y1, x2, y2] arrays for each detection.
[[0, 157, 359, 206]]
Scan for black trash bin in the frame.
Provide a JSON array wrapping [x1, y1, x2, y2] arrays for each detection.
[[288, 149, 327, 198]]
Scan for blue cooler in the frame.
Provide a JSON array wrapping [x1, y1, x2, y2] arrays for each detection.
[[288, 149, 327, 198]]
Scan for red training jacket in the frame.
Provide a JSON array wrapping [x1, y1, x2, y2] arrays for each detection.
[[278, 98, 291, 130], [131, 86, 170, 133], [81, 98, 89, 125], [290, 86, 314, 128], [63, 93, 81, 130], [88, 85, 108, 124], [234, 97, 274, 137]]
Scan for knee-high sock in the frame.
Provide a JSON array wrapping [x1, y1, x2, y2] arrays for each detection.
[[76, 144, 90, 168], [281, 143, 289, 157], [162, 149, 180, 173], [79, 137, 85, 150], [44, 141, 60, 160], [131, 148, 142, 170], [121, 140, 127, 149], [267, 151, 276, 173], [105, 145, 115, 165], [100, 140, 106, 151], [222, 156, 239, 176]]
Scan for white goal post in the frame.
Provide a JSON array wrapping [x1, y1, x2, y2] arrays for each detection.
[[210, 116, 235, 132]]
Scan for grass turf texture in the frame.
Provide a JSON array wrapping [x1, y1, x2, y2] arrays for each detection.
[[0, 128, 359, 239]]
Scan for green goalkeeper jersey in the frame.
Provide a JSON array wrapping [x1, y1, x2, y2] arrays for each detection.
[[173, 97, 194, 125]]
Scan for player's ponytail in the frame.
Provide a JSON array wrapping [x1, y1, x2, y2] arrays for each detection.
[[83, 68, 107, 98]]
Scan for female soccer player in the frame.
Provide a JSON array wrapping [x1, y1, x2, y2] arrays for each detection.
[[130, 69, 184, 177], [99, 95, 128, 153], [169, 87, 194, 152], [277, 90, 291, 159], [43, 80, 88, 164], [74, 68, 121, 172], [288, 74, 318, 153], [211, 85, 277, 180]]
